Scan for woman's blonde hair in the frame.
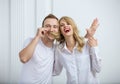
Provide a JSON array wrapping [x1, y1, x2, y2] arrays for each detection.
[[58, 16, 85, 52]]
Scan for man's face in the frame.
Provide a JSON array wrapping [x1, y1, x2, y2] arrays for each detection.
[[43, 18, 59, 41]]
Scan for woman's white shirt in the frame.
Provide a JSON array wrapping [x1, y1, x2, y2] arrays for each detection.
[[53, 41, 101, 84]]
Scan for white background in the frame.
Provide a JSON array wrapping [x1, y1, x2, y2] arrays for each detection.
[[0, 0, 120, 83]]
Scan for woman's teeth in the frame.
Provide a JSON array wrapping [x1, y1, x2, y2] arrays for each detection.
[[64, 29, 70, 33]]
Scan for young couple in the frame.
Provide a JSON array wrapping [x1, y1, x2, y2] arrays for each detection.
[[19, 14, 101, 84]]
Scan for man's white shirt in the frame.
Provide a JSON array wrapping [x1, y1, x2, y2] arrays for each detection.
[[19, 37, 55, 84]]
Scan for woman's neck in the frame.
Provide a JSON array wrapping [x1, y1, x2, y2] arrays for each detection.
[[65, 36, 76, 52]]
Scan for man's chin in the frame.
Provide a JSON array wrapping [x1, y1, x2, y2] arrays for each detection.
[[48, 36, 55, 41]]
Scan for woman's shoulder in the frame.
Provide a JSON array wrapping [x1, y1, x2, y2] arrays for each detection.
[[54, 41, 65, 50]]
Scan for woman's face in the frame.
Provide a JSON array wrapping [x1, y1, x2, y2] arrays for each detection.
[[59, 19, 73, 37]]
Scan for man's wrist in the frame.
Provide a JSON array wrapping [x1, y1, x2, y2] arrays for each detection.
[[34, 36, 40, 41]]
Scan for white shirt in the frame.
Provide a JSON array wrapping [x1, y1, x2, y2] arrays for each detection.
[[19, 37, 55, 84], [53, 41, 101, 84]]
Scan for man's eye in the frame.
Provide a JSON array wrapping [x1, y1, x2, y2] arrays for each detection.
[[45, 25, 50, 28], [53, 25, 58, 28]]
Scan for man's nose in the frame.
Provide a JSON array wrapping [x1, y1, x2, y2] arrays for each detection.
[[50, 27, 54, 31]]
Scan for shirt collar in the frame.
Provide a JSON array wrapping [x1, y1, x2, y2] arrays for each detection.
[[62, 42, 78, 53]]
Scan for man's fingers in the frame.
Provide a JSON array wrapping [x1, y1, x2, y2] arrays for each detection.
[[37, 28, 49, 38], [40, 28, 48, 34]]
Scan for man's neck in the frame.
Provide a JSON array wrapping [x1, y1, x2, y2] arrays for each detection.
[[41, 37, 54, 48]]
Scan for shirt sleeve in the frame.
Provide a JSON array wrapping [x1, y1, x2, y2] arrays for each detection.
[[89, 47, 101, 74], [52, 46, 63, 76]]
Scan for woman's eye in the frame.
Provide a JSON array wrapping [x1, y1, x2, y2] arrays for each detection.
[[60, 24, 64, 27]]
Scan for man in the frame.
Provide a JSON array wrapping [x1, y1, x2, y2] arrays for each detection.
[[19, 14, 59, 84], [19, 14, 99, 84]]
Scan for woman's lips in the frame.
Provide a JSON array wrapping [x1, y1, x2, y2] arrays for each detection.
[[64, 28, 70, 33]]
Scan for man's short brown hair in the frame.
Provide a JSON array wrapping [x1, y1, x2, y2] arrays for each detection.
[[42, 14, 58, 27]]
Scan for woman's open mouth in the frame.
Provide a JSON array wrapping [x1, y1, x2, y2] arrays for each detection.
[[64, 28, 70, 33]]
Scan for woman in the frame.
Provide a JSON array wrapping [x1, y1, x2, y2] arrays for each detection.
[[54, 16, 101, 84]]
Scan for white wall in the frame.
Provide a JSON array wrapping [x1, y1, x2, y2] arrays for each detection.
[[0, 0, 120, 84], [0, 0, 10, 83], [0, 0, 53, 83], [10, 0, 36, 83]]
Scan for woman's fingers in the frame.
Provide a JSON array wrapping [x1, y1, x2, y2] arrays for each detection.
[[88, 37, 98, 47]]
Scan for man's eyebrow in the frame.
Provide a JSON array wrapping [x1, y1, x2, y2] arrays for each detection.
[[45, 24, 50, 25]]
